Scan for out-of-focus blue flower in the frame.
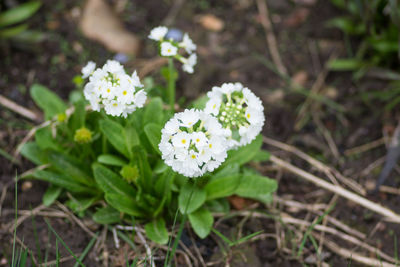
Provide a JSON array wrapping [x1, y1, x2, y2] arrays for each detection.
[[113, 53, 129, 64], [165, 28, 183, 42]]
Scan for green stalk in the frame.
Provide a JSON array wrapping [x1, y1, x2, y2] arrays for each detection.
[[164, 179, 197, 267], [167, 58, 176, 111]]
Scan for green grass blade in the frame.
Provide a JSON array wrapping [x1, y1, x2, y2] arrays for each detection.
[[73, 233, 98, 267], [56, 239, 60, 266], [30, 210, 42, 264], [211, 228, 233, 246], [11, 175, 18, 267], [44, 219, 85, 267]]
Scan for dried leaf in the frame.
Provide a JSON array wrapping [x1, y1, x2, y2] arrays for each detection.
[[196, 14, 224, 32], [80, 0, 140, 55]]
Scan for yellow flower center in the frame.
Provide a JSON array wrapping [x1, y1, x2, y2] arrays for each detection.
[[123, 91, 127, 95], [181, 139, 186, 144], [209, 144, 212, 148], [113, 103, 118, 107], [196, 138, 200, 143], [107, 88, 111, 93], [191, 154, 196, 159]]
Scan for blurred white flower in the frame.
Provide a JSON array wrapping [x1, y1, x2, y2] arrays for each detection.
[[159, 109, 228, 178], [179, 33, 196, 54], [81, 61, 96, 78], [204, 83, 265, 149], [181, 54, 197, 74], [160, 42, 178, 56], [82, 60, 146, 118], [149, 26, 197, 74], [148, 26, 168, 41]]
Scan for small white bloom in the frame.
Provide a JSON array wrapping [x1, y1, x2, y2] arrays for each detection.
[[204, 83, 265, 149], [82, 60, 146, 117], [81, 61, 96, 78], [160, 42, 178, 56], [181, 53, 197, 74], [159, 109, 228, 178], [179, 33, 196, 54], [148, 26, 168, 41]]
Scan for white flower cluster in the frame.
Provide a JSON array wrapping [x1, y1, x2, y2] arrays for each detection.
[[81, 60, 147, 118], [205, 83, 265, 148], [148, 26, 197, 74], [159, 109, 228, 178]]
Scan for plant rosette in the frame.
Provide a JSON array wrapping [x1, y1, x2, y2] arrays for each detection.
[[159, 109, 228, 178], [205, 82, 265, 149], [148, 26, 197, 74], [82, 60, 147, 118]]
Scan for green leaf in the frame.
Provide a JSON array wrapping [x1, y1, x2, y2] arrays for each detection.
[[105, 193, 144, 217], [0, 23, 27, 38], [178, 182, 206, 214], [145, 218, 169, 244], [204, 175, 240, 200], [97, 154, 127, 166], [48, 151, 92, 186], [92, 163, 136, 196], [223, 135, 263, 167], [30, 84, 67, 120], [35, 127, 60, 151], [0, 1, 41, 27], [42, 185, 62, 206], [327, 59, 365, 71], [235, 174, 278, 203], [131, 146, 153, 191], [92, 206, 121, 224], [188, 207, 213, 238], [252, 150, 270, 162], [190, 95, 208, 109], [154, 160, 168, 174], [69, 100, 86, 132], [325, 17, 365, 35], [99, 119, 135, 159], [66, 196, 98, 213], [32, 170, 94, 193], [20, 142, 47, 165], [206, 198, 230, 213], [144, 123, 162, 154], [143, 97, 164, 126]]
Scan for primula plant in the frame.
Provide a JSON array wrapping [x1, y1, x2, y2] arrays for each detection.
[[20, 26, 277, 245]]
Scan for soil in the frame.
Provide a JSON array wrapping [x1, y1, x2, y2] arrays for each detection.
[[1, 0, 400, 266]]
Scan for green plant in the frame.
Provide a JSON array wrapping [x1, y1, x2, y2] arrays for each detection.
[[327, 0, 400, 78], [0, 1, 43, 42], [20, 26, 277, 253]]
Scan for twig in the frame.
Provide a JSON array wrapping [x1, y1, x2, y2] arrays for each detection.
[[7, 204, 46, 231], [134, 226, 156, 267], [0, 182, 8, 217], [263, 136, 366, 195], [275, 196, 328, 212], [162, 0, 185, 26], [294, 50, 340, 131], [313, 114, 340, 161], [138, 57, 168, 79], [56, 202, 96, 238], [344, 137, 385, 156], [189, 229, 206, 267], [40, 254, 82, 266], [380, 185, 400, 195], [269, 154, 400, 223], [312, 233, 399, 267], [112, 227, 120, 249], [0, 94, 41, 121], [256, 0, 287, 75]]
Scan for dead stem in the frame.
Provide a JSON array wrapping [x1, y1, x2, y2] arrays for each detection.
[[344, 137, 385, 156], [263, 136, 366, 195], [0, 94, 41, 122], [256, 0, 287, 75]]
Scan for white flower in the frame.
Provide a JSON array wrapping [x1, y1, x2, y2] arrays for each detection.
[[82, 60, 146, 117], [181, 54, 197, 74], [82, 61, 96, 78], [148, 26, 168, 41], [204, 83, 265, 149], [160, 42, 178, 56], [179, 33, 196, 54], [149, 26, 198, 74], [159, 109, 228, 178]]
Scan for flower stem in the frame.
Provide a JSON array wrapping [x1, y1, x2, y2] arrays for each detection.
[[168, 58, 176, 111]]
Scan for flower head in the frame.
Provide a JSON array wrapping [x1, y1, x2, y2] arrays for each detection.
[[81, 61, 96, 78], [149, 26, 197, 74], [74, 127, 92, 144], [148, 26, 168, 41], [204, 83, 265, 149], [159, 109, 229, 178], [82, 60, 146, 117]]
